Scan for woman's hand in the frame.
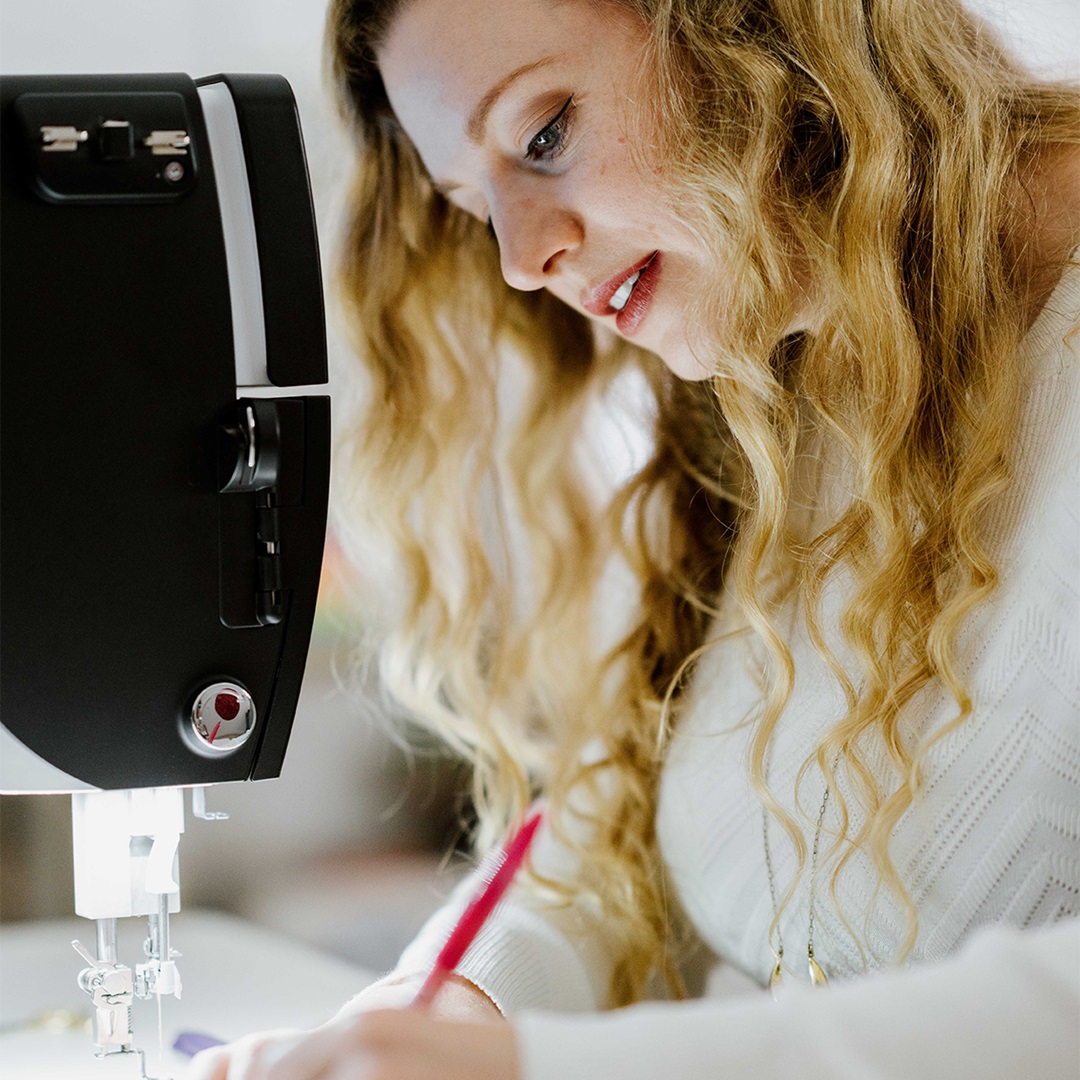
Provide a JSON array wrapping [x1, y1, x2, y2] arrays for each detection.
[[184, 973, 518, 1080], [185, 1009, 519, 1080]]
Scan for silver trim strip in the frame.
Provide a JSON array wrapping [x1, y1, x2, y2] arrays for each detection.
[[196, 80, 269, 391], [237, 383, 330, 398]]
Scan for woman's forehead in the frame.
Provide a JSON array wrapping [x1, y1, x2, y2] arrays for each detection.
[[378, 0, 639, 174], [378, 0, 631, 110]]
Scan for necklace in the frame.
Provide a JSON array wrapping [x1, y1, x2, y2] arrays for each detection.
[[758, 419, 837, 997], [761, 772, 833, 998]]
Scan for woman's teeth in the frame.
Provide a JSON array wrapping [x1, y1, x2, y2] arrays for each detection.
[[610, 270, 642, 312]]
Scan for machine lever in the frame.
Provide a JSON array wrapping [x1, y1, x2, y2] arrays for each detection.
[[191, 786, 230, 821], [71, 938, 99, 967]]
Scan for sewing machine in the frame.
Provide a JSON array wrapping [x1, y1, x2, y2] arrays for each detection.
[[0, 72, 330, 1077]]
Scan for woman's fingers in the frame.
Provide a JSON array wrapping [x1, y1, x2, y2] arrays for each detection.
[[266, 1014, 374, 1079], [238, 1010, 519, 1080], [182, 980, 512, 1080], [184, 1028, 311, 1080]]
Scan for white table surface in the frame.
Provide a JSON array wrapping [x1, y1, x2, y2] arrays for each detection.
[[0, 910, 377, 1079]]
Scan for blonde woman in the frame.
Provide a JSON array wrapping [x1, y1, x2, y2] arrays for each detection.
[[189, 0, 1080, 1077]]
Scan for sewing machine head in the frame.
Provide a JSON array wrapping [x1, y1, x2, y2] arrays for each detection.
[[0, 71, 330, 1078]]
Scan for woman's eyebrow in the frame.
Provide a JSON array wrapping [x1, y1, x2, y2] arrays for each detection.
[[465, 55, 559, 144]]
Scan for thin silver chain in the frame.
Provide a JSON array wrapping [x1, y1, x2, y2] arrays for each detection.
[[761, 763, 835, 970], [760, 431, 839, 980], [762, 806, 785, 963], [807, 780, 831, 959]]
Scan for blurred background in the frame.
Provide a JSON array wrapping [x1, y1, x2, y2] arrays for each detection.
[[1, 0, 1078, 978]]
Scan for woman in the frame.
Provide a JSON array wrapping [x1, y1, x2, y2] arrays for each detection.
[[189, 0, 1080, 1076]]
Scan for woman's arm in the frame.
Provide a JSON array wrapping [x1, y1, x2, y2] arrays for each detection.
[[186, 918, 1076, 1079], [517, 919, 1079, 1080]]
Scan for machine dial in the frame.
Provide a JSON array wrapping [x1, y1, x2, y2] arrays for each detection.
[[188, 681, 256, 754]]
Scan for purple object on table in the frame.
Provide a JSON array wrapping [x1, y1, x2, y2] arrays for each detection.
[[173, 1031, 226, 1057]]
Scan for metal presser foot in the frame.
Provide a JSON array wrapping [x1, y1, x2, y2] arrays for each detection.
[[72, 912, 180, 1080]]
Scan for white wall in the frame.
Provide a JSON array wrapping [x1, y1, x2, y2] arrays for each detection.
[[3, 0, 1076, 83], [0, 0, 328, 88], [965, 0, 1079, 78], [0, 0, 353, 263]]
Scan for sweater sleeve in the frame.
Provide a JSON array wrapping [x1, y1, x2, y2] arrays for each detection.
[[388, 810, 618, 1015], [514, 918, 1079, 1080]]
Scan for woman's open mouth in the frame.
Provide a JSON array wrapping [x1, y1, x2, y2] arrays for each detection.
[[584, 251, 662, 337], [611, 252, 660, 336]]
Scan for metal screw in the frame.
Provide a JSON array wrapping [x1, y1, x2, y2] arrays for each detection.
[[163, 161, 185, 183]]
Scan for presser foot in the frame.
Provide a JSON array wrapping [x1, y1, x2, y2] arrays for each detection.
[[73, 939, 177, 1079], [93, 1046, 173, 1080]]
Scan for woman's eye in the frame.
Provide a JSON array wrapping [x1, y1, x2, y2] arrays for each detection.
[[526, 97, 574, 163]]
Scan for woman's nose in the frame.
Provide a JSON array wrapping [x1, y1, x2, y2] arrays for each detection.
[[490, 191, 583, 291]]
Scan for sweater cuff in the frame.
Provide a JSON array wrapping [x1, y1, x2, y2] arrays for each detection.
[[392, 879, 607, 1015], [451, 901, 602, 1015]]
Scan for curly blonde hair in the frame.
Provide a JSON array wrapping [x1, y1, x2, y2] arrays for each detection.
[[326, 0, 1080, 1005]]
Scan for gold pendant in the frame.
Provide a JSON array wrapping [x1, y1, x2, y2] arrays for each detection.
[[808, 956, 829, 988], [769, 959, 784, 1001]]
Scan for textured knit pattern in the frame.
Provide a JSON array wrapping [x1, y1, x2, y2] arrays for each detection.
[[390, 258, 1080, 1073], [659, 262, 1080, 984]]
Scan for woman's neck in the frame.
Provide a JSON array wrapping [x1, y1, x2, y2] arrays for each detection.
[[1013, 141, 1080, 329]]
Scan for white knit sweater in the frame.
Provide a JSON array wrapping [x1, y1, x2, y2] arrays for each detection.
[[392, 258, 1080, 1079]]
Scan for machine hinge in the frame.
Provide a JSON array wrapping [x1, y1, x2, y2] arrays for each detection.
[[255, 492, 283, 625], [143, 129, 190, 155], [40, 125, 88, 152], [219, 399, 285, 628]]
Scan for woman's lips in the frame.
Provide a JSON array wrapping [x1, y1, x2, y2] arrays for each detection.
[[583, 252, 660, 323], [614, 252, 660, 336]]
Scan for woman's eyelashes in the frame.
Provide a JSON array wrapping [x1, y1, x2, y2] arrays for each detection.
[[525, 96, 574, 163], [433, 96, 577, 222]]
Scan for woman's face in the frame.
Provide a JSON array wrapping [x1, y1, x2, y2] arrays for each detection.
[[378, 0, 717, 380]]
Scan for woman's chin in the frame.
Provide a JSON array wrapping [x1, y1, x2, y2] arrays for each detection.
[[654, 340, 715, 382]]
